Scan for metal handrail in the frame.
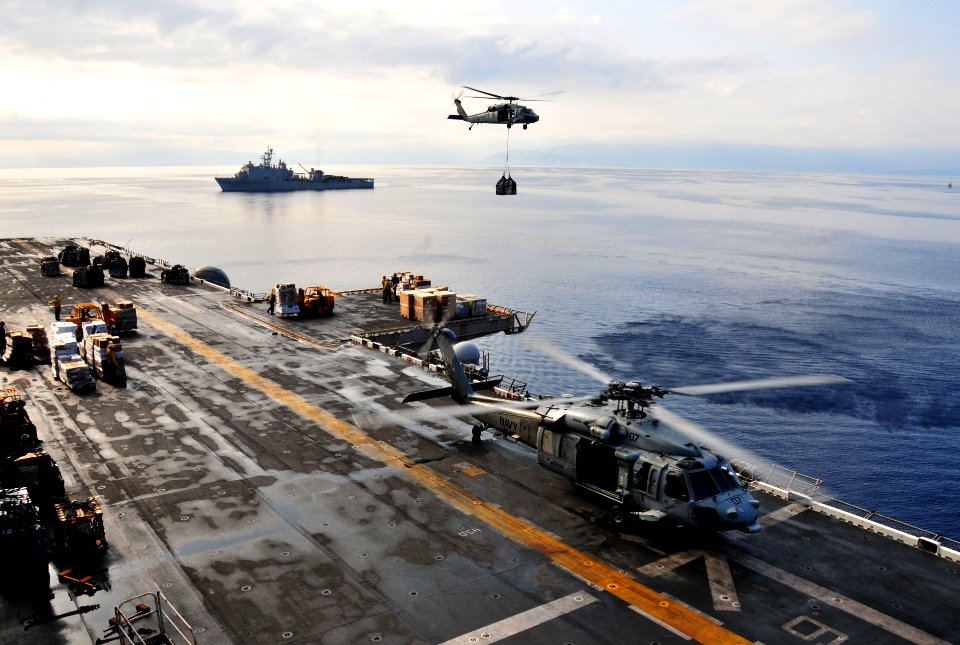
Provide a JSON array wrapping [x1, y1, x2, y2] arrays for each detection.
[[734, 461, 960, 553]]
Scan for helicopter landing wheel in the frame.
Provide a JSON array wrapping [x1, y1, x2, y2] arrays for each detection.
[[523, 124, 528, 130], [609, 504, 626, 526], [471, 425, 484, 444]]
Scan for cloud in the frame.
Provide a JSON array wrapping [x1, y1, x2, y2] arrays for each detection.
[[0, 1, 957, 169], [673, 0, 877, 47]]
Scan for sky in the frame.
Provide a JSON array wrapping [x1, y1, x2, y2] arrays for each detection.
[[2, 0, 958, 172]]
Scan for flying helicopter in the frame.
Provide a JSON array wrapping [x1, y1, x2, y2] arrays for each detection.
[[403, 327, 851, 534], [447, 86, 558, 130]]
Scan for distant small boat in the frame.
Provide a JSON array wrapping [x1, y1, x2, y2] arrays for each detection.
[[215, 148, 374, 193]]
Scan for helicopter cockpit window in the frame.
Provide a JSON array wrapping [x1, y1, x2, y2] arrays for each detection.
[[687, 469, 721, 501], [664, 472, 690, 502], [709, 466, 738, 493]]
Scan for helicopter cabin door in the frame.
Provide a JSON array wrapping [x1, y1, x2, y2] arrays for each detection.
[[574, 441, 618, 493], [536, 428, 578, 480], [644, 464, 664, 501]]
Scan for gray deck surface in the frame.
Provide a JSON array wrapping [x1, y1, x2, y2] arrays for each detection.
[[1, 238, 957, 645]]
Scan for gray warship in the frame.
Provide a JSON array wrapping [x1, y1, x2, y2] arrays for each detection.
[[215, 148, 374, 192]]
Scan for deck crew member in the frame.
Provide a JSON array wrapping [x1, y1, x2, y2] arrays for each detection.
[[382, 276, 391, 303], [267, 291, 276, 315], [49, 294, 63, 321]]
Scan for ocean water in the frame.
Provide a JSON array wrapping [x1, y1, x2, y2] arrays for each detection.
[[2, 165, 958, 539]]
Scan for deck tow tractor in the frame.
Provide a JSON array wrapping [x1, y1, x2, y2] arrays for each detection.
[[297, 285, 336, 317]]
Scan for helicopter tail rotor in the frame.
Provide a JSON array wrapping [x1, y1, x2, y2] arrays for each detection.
[[448, 91, 468, 121]]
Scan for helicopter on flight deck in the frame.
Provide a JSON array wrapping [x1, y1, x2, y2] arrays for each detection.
[[403, 327, 851, 534], [447, 86, 559, 130]]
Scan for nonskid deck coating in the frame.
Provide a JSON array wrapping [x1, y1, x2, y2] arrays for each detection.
[[1, 238, 958, 645]]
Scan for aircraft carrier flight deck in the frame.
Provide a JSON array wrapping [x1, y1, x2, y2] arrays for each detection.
[[1, 237, 957, 645]]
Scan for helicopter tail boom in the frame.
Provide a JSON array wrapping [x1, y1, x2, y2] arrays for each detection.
[[448, 98, 469, 121], [402, 327, 504, 405], [402, 377, 503, 404]]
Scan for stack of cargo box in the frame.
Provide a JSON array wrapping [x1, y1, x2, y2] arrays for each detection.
[[40, 256, 61, 277], [455, 294, 489, 319], [1, 388, 38, 456], [413, 290, 439, 322], [434, 290, 457, 322], [0, 487, 46, 581], [129, 256, 146, 278], [53, 497, 107, 554], [400, 288, 457, 322], [79, 321, 107, 362], [0, 386, 107, 578], [3, 331, 35, 369], [395, 272, 432, 292], [85, 333, 125, 385], [15, 450, 66, 504], [0, 390, 48, 583], [49, 322, 96, 393], [25, 324, 49, 363], [57, 356, 96, 394], [49, 321, 78, 340], [398, 289, 415, 319]]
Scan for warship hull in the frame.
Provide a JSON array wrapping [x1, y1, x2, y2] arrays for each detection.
[[215, 177, 374, 192], [215, 148, 373, 193], [1, 237, 957, 645]]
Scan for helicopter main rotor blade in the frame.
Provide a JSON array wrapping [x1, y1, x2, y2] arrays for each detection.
[[523, 336, 614, 385], [670, 374, 852, 396], [518, 91, 564, 101], [462, 86, 506, 100], [399, 392, 593, 425], [649, 404, 773, 468]]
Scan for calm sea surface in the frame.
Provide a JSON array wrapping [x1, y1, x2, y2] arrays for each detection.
[[2, 164, 958, 538]]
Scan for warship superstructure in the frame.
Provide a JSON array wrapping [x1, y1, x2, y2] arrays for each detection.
[[215, 148, 374, 192]]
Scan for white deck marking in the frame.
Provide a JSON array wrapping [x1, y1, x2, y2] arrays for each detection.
[[705, 554, 741, 611], [759, 502, 808, 528], [637, 550, 701, 577], [639, 550, 741, 611], [736, 554, 951, 645], [438, 591, 598, 645], [629, 605, 693, 640]]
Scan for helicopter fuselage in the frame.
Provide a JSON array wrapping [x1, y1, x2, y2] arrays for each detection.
[[404, 327, 763, 534], [448, 98, 539, 129], [469, 400, 761, 533]]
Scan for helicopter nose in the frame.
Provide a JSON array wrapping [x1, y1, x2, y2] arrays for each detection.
[[722, 497, 760, 531]]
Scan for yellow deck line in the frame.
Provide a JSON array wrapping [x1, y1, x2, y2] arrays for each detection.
[[140, 308, 751, 644]]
